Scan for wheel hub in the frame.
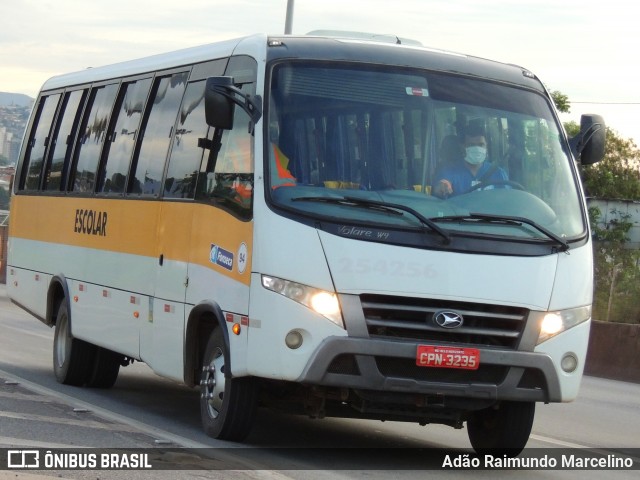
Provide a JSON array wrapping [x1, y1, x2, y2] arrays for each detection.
[[201, 348, 225, 419]]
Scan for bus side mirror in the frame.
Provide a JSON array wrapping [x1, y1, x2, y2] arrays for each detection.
[[570, 114, 606, 165], [204, 76, 262, 133], [205, 77, 236, 130]]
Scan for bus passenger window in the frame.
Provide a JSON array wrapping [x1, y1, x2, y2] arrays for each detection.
[[131, 72, 188, 196], [21, 94, 61, 191], [43, 90, 86, 191], [98, 78, 152, 194], [71, 84, 118, 193], [164, 80, 208, 199]]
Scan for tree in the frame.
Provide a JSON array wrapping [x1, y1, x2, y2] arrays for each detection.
[[0, 154, 9, 166], [557, 90, 640, 323], [589, 206, 640, 323], [578, 125, 640, 200], [550, 90, 570, 114]]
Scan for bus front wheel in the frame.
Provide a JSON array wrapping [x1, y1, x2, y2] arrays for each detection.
[[53, 301, 95, 386], [467, 401, 535, 456], [199, 328, 258, 441]]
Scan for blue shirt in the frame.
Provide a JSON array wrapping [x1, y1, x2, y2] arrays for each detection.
[[434, 161, 508, 197]]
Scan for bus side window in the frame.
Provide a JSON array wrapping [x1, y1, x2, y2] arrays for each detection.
[[98, 78, 152, 194], [130, 72, 188, 196], [21, 93, 62, 191], [163, 80, 208, 199], [197, 84, 254, 220], [70, 84, 119, 193], [197, 55, 257, 217], [43, 89, 87, 192]]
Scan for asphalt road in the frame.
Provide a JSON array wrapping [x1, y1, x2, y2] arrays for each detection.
[[0, 283, 639, 479]]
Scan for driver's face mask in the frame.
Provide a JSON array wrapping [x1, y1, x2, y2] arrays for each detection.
[[465, 146, 487, 165]]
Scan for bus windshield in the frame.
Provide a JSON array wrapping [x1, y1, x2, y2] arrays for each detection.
[[266, 61, 585, 245]]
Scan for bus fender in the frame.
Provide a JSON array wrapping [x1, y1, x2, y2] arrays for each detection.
[[184, 300, 230, 387], [46, 275, 72, 328]]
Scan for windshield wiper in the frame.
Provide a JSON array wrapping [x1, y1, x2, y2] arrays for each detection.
[[432, 213, 569, 252], [292, 195, 451, 244]]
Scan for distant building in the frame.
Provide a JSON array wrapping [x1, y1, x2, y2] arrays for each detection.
[[0, 103, 31, 165], [0, 127, 16, 163], [8, 136, 21, 164], [0, 165, 14, 183], [0, 126, 9, 154]]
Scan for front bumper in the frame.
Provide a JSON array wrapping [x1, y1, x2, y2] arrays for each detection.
[[296, 335, 561, 402]]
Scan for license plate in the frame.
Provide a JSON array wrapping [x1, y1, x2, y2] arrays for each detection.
[[416, 345, 480, 370]]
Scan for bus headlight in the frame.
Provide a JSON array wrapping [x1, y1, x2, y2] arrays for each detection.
[[537, 306, 591, 344], [262, 275, 344, 328]]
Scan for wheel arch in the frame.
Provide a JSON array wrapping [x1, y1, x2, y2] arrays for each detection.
[[184, 301, 230, 387], [47, 275, 71, 328]]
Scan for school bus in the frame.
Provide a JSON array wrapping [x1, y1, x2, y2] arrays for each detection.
[[7, 32, 605, 454]]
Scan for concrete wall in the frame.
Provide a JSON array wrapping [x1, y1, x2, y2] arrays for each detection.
[[585, 321, 640, 383], [588, 198, 640, 249]]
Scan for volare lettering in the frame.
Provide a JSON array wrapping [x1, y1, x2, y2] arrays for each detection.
[[339, 226, 373, 237], [74, 209, 108, 237], [339, 225, 391, 240]]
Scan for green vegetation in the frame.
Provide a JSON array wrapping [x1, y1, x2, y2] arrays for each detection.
[[589, 207, 640, 323], [554, 91, 640, 323], [564, 111, 640, 323], [580, 126, 640, 323]]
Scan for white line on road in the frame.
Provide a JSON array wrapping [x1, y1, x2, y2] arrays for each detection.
[[0, 367, 300, 479], [530, 434, 590, 449], [0, 367, 212, 448]]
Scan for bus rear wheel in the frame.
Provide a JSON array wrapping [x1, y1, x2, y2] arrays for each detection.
[[86, 347, 123, 388], [199, 328, 258, 441], [467, 401, 535, 456], [53, 301, 95, 386]]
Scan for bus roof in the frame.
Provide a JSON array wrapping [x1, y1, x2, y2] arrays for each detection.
[[266, 34, 543, 92], [39, 32, 543, 94], [40, 35, 253, 92]]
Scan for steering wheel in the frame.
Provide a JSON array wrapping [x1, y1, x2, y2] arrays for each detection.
[[467, 179, 525, 193]]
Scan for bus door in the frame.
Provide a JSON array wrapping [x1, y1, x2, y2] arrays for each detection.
[[136, 71, 193, 380], [148, 202, 194, 380]]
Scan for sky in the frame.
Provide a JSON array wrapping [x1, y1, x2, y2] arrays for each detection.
[[1, 0, 638, 144]]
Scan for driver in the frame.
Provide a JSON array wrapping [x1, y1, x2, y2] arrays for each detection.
[[433, 125, 508, 198]]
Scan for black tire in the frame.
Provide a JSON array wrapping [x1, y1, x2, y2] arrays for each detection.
[[86, 347, 123, 388], [467, 401, 535, 457], [200, 328, 258, 441], [53, 301, 95, 386]]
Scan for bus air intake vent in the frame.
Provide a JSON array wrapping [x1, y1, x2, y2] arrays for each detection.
[[360, 294, 528, 349]]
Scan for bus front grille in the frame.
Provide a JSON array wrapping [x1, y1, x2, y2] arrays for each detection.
[[360, 294, 528, 349]]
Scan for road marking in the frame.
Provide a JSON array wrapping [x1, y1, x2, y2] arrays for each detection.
[[0, 389, 64, 403], [0, 410, 142, 433], [0, 322, 53, 340], [0, 368, 297, 479], [530, 433, 590, 448], [0, 435, 79, 449], [530, 433, 640, 464], [0, 367, 210, 448]]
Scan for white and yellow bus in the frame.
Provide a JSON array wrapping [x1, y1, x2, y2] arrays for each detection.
[[8, 32, 604, 453]]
